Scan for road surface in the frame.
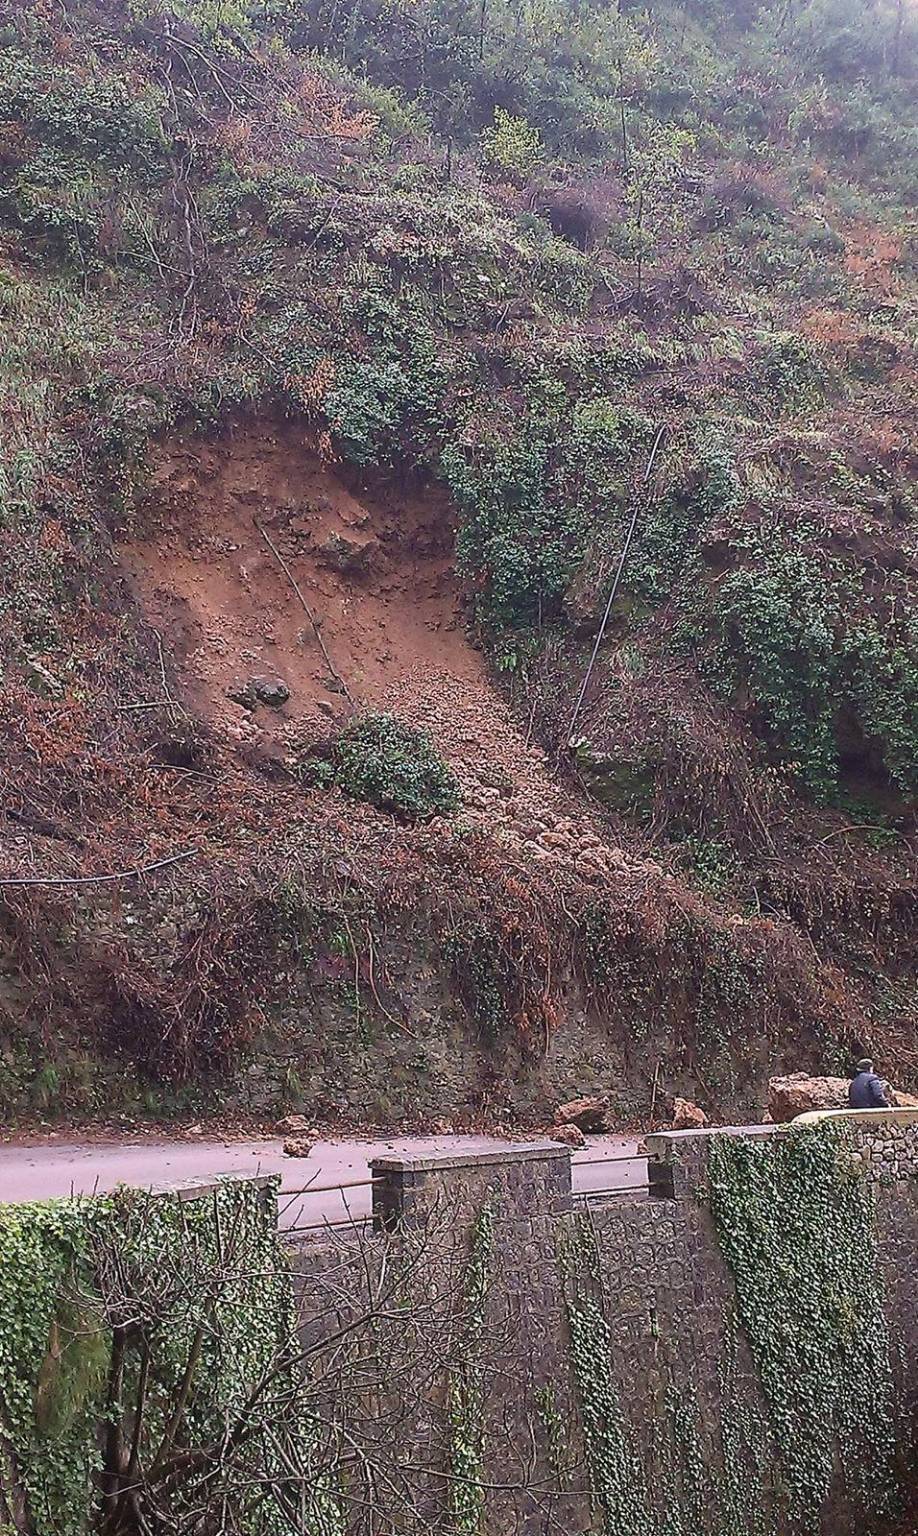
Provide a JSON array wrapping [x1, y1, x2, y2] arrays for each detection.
[[0, 1133, 646, 1230]]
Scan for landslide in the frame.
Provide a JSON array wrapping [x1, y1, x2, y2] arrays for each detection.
[[0, 0, 916, 1129]]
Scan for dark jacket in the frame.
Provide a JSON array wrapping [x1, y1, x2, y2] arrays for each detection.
[[848, 1071, 890, 1110]]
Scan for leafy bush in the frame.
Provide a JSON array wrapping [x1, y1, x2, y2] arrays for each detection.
[[306, 714, 460, 820], [704, 534, 918, 797], [481, 108, 543, 178], [445, 404, 586, 632]]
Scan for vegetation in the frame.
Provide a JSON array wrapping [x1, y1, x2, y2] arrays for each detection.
[[709, 1125, 898, 1527], [0, 1181, 341, 1535], [0, 0, 916, 1118], [447, 1195, 497, 1536], [305, 714, 461, 821]]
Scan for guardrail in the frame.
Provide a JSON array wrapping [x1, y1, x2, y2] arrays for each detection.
[[281, 1147, 651, 1237]]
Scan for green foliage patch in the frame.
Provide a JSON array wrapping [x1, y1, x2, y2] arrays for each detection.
[[560, 1218, 653, 1536], [448, 1195, 497, 1535], [0, 1183, 342, 1536], [703, 532, 918, 798], [304, 713, 460, 821]]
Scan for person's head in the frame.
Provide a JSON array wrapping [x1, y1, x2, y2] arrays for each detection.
[[856, 1057, 874, 1074]]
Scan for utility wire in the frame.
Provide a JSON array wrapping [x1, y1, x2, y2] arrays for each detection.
[[567, 422, 667, 745]]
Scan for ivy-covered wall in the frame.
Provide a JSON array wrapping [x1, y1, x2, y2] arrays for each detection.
[[7, 1126, 918, 1534], [290, 1123, 918, 1536], [0, 1178, 341, 1536]]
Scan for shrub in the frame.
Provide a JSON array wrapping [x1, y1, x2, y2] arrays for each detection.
[[307, 713, 460, 821], [481, 108, 543, 179]]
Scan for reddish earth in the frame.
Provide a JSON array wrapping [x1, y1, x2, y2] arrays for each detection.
[[121, 418, 486, 752], [120, 417, 662, 886]]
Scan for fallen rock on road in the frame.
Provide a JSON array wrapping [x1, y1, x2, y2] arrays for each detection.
[[547, 1123, 587, 1149], [555, 1096, 609, 1133]]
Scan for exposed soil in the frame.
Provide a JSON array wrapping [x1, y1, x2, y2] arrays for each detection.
[[121, 418, 486, 753], [121, 417, 658, 885]]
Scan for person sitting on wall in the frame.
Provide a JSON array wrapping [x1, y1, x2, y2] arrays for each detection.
[[849, 1057, 891, 1110]]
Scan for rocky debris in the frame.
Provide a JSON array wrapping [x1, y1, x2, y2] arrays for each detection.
[[555, 1095, 609, 1133], [252, 676, 290, 707], [228, 676, 290, 710], [317, 531, 374, 575], [547, 1123, 587, 1149], [768, 1073, 849, 1122], [275, 1114, 313, 1135], [671, 1097, 708, 1130], [283, 1136, 314, 1158], [379, 667, 664, 887], [228, 681, 257, 709], [892, 1089, 918, 1109]]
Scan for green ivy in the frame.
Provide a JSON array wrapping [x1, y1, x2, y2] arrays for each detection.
[[302, 713, 460, 821], [0, 1183, 343, 1536], [708, 1125, 899, 1530], [0, 1200, 107, 1535], [448, 1195, 496, 1535], [443, 919, 512, 1046], [560, 1218, 653, 1536], [703, 531, 918, 798]]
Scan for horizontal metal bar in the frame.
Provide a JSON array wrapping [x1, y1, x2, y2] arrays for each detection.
[[573, 1186, 649, 1200], [281, 1177, 381, 1197], [573, 1153, 645, 1166], [286, 1216, 373, 1235]]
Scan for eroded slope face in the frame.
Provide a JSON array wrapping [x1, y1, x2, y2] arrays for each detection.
[[120, 417, 654, 886], [121, 419, 486, 752]]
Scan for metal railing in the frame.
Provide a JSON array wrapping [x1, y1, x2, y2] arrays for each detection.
[[279, 1151, 651, 1234], [280, 1174, 381, 1236]]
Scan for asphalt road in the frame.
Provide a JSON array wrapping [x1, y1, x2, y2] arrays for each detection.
[[0, 1133, 647, 1230]]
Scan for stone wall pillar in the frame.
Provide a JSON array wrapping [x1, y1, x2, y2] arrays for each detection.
[[370, 1139, 572, 1233]]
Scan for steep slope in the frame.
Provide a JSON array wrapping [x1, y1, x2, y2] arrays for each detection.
[[0, 0, 915, 1127]]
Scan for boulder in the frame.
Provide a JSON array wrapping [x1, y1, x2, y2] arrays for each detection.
[[767, 1073, 848, 1123], [275, 1114, 313, 1135], [555, 1096, 609, 1133], [547, 1123, 587, 1149], [317, 532, 374, 575], [672, 1097, 707, 1130], [768, 1073, 918, 1122], [252, 676, 290, 708], [283, 1136, 314, 1158], [227, 676, 290, 710]]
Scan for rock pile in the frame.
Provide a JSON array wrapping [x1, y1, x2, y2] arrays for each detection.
[[381, 667, 663, 886]]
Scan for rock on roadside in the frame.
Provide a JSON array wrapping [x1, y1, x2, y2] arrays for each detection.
[[547, 1123, 587, 1149], [767, 1074, 849, 1123], [671, 1097, 707, 1130], [555, 1096, 610, 1133], [767, 1072, 918, 1123]]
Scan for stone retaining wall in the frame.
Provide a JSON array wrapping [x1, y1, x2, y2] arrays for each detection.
[[288, 1117, 918, 1536]]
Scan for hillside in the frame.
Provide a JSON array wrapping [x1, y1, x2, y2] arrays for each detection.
[[0, 0, 916, 1129]]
